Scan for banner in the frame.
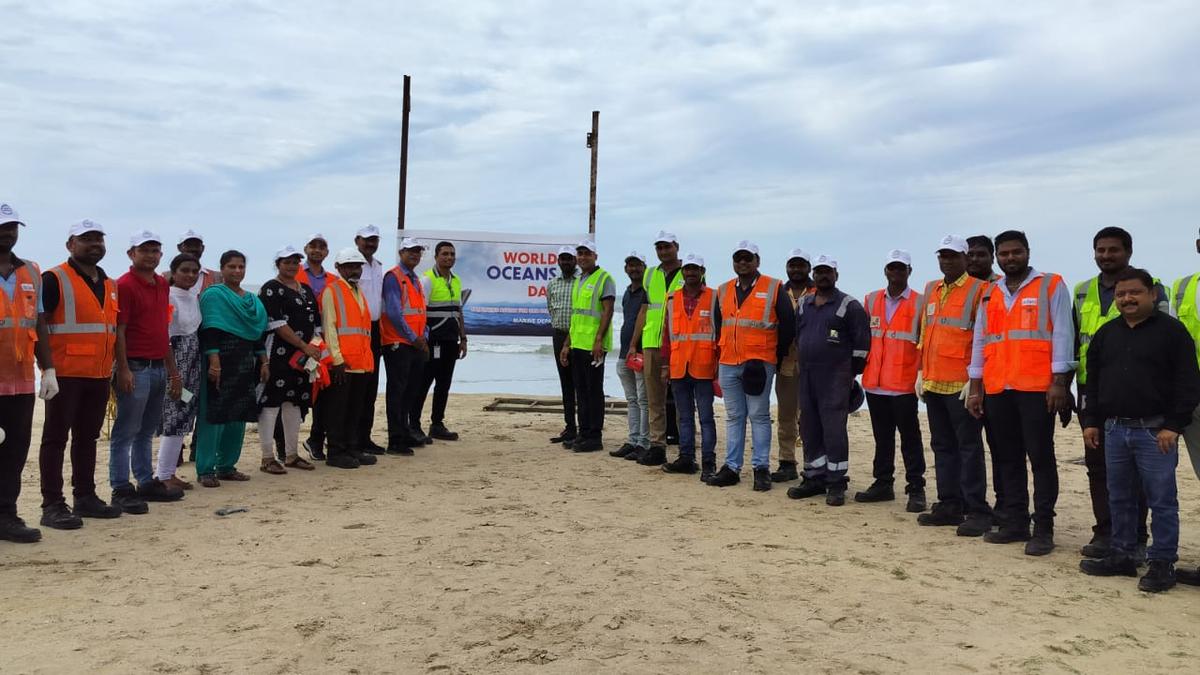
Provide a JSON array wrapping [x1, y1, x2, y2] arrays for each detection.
[[401, 229, 586, 336]]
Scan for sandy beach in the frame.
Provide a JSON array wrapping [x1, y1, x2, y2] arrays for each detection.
[[2, 393, 1198, 674]]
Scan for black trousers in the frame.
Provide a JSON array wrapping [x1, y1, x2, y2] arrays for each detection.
[[383, 343, 424, 446], [357, 321, 382, 445], [0, 394, 36, 517], [984, 390, 1058, 530], [411, 340, 458, 428], [925, 392, 991, 516], [570, 349, 606, 441], [323, 372, 367, 457], [307, 395, 326, 449], [39, 377, 109, 507], [553, 330, 577, 435], [864, 392, 926, 489]]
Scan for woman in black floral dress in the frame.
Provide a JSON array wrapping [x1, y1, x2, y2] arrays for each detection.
[[257, 246, 321, 474]]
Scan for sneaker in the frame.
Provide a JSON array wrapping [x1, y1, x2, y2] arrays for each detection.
[[905, 486, 927, 513], [1080, 535, 1111, 559], [303, 439, 326, 461], [1138, 560, 1177, 593], [137, 479, 185, 502], [752, 467, 772, 492], [326, 453, 360, 469], [700, 460, 716, 483], [706, 466, 740, 487], [770, 461, 799, 483], [562, 439, 574, 450], [624, 446, 645, 461], [956, 513, 993, 537], [73, 494, 122, 519], [40, 502, 83, 530], [351, 449, 379, 466], [572, 439, 603, 453], [609, 443, 638, 458], [983, 526, 1031, 545], [386, 444, 414, 456], [917, 502, 965, 527], [1079, 555, 1138, 578], [662, 457, 698, 474], [853, 480, 895, 503], [1174, 566, 1200, 586], [111, 486, 149, 515], [550, 429, 577, 444], [0, 514, 41, 543], [429, 424, 459, 441], [826, 484, 846, 507], [362, 441, 387, 456], [787, 480, 827, 500], [637, 445, 667, 467]]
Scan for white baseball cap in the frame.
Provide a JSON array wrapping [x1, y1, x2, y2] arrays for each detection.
[[576, 239, 598, 253], [557, 245, 576, 257], [681, 252, 705, 268], [334, 247, 367, 265], [356, 224, 381, 239], [128, 229, 162, 248], [306, 232, 328, 245], [69, 219, 105, 237], [398, 236, 425, 251], [787, 248, 811, 263], [274, 245, 303, 261], [0, 202, 24, 226], [624, 250, 646, 264], [813, 254, 837, 270], [733, 240, 759, 256], [936, 235, 969, 254], [177, 228, 204, 245], [885, 249, 912, 267], [653, 230, 678, 245]]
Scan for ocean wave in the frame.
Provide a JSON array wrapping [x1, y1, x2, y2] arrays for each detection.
[[470, 342, 554, 354]]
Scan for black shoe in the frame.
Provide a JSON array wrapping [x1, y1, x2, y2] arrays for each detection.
[[303, 439, 326, 461], [983, 526, 1031, 545], [40, 502, 83, 530], [706, 466, 740, 487], [1079, 555, 1138, 578], [573, 439, 603, 453], [362, 441, 386, 456], [770, 461, 799, 483], [609, 443, 638, 458], [662, 457, 698, 474], [1025, 532, 1055, 557], [637, 445, 667, 466], [550, 429, 577, 444], [326, 453, 360, 469], [111, 486, 149, 515], [956, 513, 993, 537], [1080, 534, 1111, 559], [0, 514, 42, 543], [1139, 560, 1176, 593], [787, 480, 826, 500], [1175, 566, 1200, 586], [826, 484, 846, 506], [853, 480, 895, 503], [917, 502, 965, 527], [138, 479, 184, 503], [700, 460, 716, 483], [562, 439, 574, 449], [624, 446, 645, 461], [752, 467, 772, 492], [351, 450, 379, 465], [905, 486, 927, 513], [429, 424, 459, 441], [73, 494, 122, 519], [406, 432, 431, 447]]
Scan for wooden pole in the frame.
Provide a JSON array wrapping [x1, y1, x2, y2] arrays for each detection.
[[587, 110, 599, 235], [397, 74, 411, 231]]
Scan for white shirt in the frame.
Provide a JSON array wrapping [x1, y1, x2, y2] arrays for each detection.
[[358, 257, 385, 321], [168, 285, 202, 337]]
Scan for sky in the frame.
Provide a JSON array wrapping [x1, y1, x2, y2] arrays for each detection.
[[3, 0, 1200, 300]]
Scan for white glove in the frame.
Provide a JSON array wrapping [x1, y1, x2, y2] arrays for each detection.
[[958, 382, 970, 401], [39, 368, 59, 400], [915, 373, 924, 399], [0, 426, 6, 444]]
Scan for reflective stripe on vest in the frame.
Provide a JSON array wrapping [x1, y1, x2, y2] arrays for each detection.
[[1173, 274, 1200, 365], [0, 262, 40, 390], [865, 290, 922, 342], [666, 288, 718, 343], [569, 267, 613, 352], [920, 276, 984, 383], [717, 275, 780, 365], [423, 268, 462, 330], [641, 265, 685, 349], [47, 267, 116, 336], [922, 277, 983, 330], [666, 286, 719, 379], [863, 288, 923, 392], [330, 284, 371, 338], [981, 273, 1061, 394]]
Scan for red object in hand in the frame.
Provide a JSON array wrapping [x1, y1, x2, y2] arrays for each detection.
[[713, 380, 723, 398], [626, 352, 644, 372]]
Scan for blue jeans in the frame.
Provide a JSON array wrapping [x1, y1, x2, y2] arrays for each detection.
[[616, 357, 649, 448], [718, 362, 775, 472], [109, 362, 167, 489], [672, 376, 716, 463], [1105, 419, 1179, 563]]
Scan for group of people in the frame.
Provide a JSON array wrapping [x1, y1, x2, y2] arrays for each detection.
[[545, 228, 1200, 594], [0, 207, 467, 540]]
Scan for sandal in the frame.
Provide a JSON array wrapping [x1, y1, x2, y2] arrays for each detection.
[[285, 456, 315, 471], [260, 460, 287, 475], [199, 475, 221, 488], [216, 470, 251, 481]]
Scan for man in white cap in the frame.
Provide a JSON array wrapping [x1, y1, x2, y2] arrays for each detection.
[[610, 250, 650, 458], [918, 235, 995, 536], [629, 230, 684, 465], [770, 248, 815, 483], [295, 232, 337, 460], [855, 249, 927, 511], [38, 220, 125, 530], [787, 254, 871, 506], [177, 229, 221, 293], [414, 240, 468, 442], [0, 202, 56, 543], [109, 230, 186, 514], [380, 236, 429, 453], [546, 245, 579, 445], [558, 239, 616, 452], [353, 224, 387, 455], [707, 241, 795, 491], [318, 247, 378, 469]]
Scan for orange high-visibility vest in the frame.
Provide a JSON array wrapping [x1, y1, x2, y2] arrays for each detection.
[[921, 276, 987, 383], [717, 275, 781, 366], [0, 262, 41, 393], [981, 272, 1064, 394], [862, 288, 923, 393], [326, 278, 374, 372], [46, 262, 117, 378], [380, 267, 427, 346], [296, 266, 337, 308], [666, 286, 719, 379]]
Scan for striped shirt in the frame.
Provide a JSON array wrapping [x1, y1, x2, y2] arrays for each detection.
[[546, 270, 577, 332]]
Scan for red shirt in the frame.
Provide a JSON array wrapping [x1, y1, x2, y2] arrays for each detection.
[[117, 269, 170, 359]]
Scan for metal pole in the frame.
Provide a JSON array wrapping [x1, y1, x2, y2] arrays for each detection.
[[587, 110, 599, 235], [397, 74, 411, 231]]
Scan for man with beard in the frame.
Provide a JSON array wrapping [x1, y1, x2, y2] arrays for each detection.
[[381, 237, 429, 454], [967, 235, 1001, 283], [546, 246, 579, 446], [318, 248, 378, 469], [629, 231, 685, 465], [414, 241, 468, 442], [770, 249, 814, 483], [558, 239, 616, 453], [611, 251, 650, 459], [353, 225, 387, 455]]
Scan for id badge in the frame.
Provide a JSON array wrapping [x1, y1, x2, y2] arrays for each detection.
[[433, 344, 442, 359], [179, 388, 194, 403]]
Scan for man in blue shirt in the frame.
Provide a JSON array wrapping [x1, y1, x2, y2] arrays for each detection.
[[611, 252, 649, 458], [381, 237, 430, 454]]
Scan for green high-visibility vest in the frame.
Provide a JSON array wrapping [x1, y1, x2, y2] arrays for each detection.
[[1173, 273, 1200, 365], [1076, 275, 1164, 383], [422, 268, 462, 333], [569, 267, 613, 352], [640, 265, 684, 349]]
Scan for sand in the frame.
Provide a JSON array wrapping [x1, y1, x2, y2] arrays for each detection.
[[2, 394, 1199, 674]]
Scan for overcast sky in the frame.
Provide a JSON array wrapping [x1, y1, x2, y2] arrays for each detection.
[[3, 1, 1199, 298]]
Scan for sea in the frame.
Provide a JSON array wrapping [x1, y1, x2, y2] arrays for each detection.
[[449, 335, 626, 397]]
